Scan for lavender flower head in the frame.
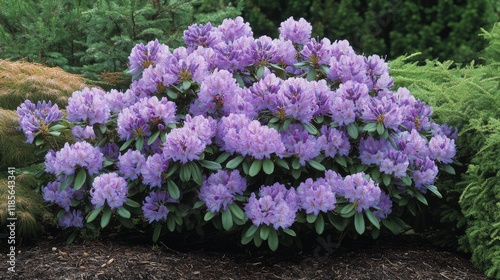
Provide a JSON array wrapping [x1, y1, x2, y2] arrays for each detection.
[[71, 125, 95, 141], [342, 173, 381, 212], [251, 36, 277, 66], [17, 100, 62, 143], [142, 190, 177, 223], [300, 38, 333, 66], [328, 54, 367, 84], [183, 22, 220, 49], [141, 154, 168, 188], [90, 172, 128, 210], [297, 178, 337, 216], [373, 192, 393, 220], [412, 157, 439, 191], [428, 135, 456, 164], [281, 124, 325, 165], [58, 210, 84, 229], [244, 183, 299, 230], [44, 141, 104, 176], [163, 126, 205, 163], [118, 150, 146, 180], [320, 126, 351, 158], [361, 95, 404, 131], [274, 77, 318, 123], [43, 181, 81, 212], [236, 120, 286, 159], [128, 39, 171, 78], [279, 17, 312, 45], [199, 170, 247, 213], [67, 87, 111, 125], [216, 16, 253, 42]]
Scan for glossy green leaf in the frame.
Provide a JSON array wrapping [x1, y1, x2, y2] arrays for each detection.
[[306, 213, 318, 223], [152, 223, 162, 243], [226, 155, 244, 169], [74, 169, 86, 190], [101, 207, 112, 228], [309, 160, 325, 171], [168, 180, 180, 200], [228, 203, 245, 220], [260, 226, 271, 240], [199, 160, 222, 171], [376, 123, 385, 135], [364, 210, 380, 229], [347, 123, 359, 139], [283, 228, 296, 237], [125, 199, 140, 208], [244, 225, 258, 238], [86, 206, 103, 223], [148, 131, 161, 145], [204, 211, 216, 221], [117, 207, 131, 219], [354, 211, 365, 235], [274, 157, 289, 170], [262, 158, 274, 175], [221, 210, 233, 231], [315, 214, 325, 235], [427, 185, 442, 198], [249, 159, 262, 177], [268, 229, 279, 251]]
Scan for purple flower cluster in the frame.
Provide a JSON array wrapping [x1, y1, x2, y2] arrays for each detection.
[[59, 210, 84, 229], [281, 124, 325, 165], [341, 173, 382, 213], [244, 183, 299, 230], [199, 170, 247, 213], [118, 150, 146, 180], [297, 178, 337, 216], [217, 114, 285, 159], [67, 87, 111, 125], [117, 96, 176, 141], [142, 190, 177, 223], [141, 154, 168, 188], [17, 100, 62, 143], [279, 17, 312, 45], [43, 181, 83, 211], [128, 39, 171, 77], [45, 142, 104, 176], [90, 173, 128, 210]]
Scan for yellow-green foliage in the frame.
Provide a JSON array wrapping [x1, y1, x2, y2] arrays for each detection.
[[0, 174, 55, 241], [389, 22, 500, 279], [0, 59, 88, 110], [0, 108, 37, 169]]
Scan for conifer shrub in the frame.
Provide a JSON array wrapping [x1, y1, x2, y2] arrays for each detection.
[[389, 22, 500, 279], [17, 17, 457, 251]]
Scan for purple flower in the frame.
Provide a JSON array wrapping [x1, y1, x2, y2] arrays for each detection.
[[141, 153, 168, 188], [281, 124, 325, 165], [183, 22, 220, 49], [428, 135, 456, 164], [412, 157, 439, 191], [43, 181, 82, 212], [244, 183, 298, 230], [361, 95, 404, 131], [328, 54, 367, 84], [67, 87, 111, 125], [297, 178, 337, 216], [71, 125, 95, 141], [44, 142, 104, 176], [359, 136, 390, 165], [183, 114, 217, 145], [273, 39, 298, 68], [117, 96, 176, 141], [58, 210, 84, 229], [250, 36, 277, 66], [365, 54, 390, 90], [248, 73, 283, 112], [142, 190, 177, 223], [17, 100, 62, 143], [199, 170, 246, 213], [90, 173, 128, 210], [373, 192, 392, 220], [118, 150, 146, 180], [378, 150, 409, 178], [279, 17, 312, 45], [300, 38, 333, 66], [320, 126, 351, 158], [163, 127, 205, 163], [329, 96, 356, 126], [136, 64, 177, 96], [128, 39, 171, 78], [165, 52, 208, 84], [431, 123, 458, 140], [274, 77, 318, 123], [396, 130, 429, 162], [216, 16, 253, 42], [342, 173, 381, 212]]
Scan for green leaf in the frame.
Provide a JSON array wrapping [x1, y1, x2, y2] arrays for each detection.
[[306, 213, 318, 223], [315, 214, 325, 235], [309, 160, 325, 171], [117, 207, 131, 219], [135, 136, 144, 150], [204, 211, 216, 221], [221, 210, 233, 231], [401, 176, 412, 187], [215, 152, 230, 164], [376, 123, 385, 135], [274, 157, 289, 170], [306, 68, 317, 81], [86, 207, 103, 223], [101, 207, 112, 228], [116, 216, 134, 229], [167, 217, 176, 231], [119, 139, 133, 151], [268, 229, 279, 251], [193, 201, 205, 209], [49, 124, 66, 131], [291, 169, 301, 179], [35, 138, 45, 146], [382, 218, 405, 234], [182, 80, 191, 90], [347, 123, 359, 139], [303, 122, 318, 135], [167, 90, 178, 99], [262, 158, 274, 175], [48, 131, 61, 136], [441, 164, 456, 175], [363, 123, 377, 132], [125, 199, 140, 208], [382, 174, 392, 186], [234, 73, 245, 88], [228, 204, 245, 220], [257, 66, 265, 78], [365, 210, 380, 229], [354, 212, 365, 235], [66, 231, 78, 245], [148, 131, 161, 145], [282, 118, 292, 130], [427, 185, 442, 198], [414, 191, 428, 205], [152, 223, 162, 243], [244, 225, 258, 238], [179, 164, 191, 182], [340, 204, 355, 216], [249, 159, 263, 177], [199, 160, 222, 171], [226, 155, 244, 169], [190, 162, 203, 186], [260, 226, 271, 240], [283, 228, 296, 237], [168, 180, 180, 200], [292, 157, 301, 170], [254, 232, 263, 247], [334, 156, 347, 168], [74, 169, 86, 190]]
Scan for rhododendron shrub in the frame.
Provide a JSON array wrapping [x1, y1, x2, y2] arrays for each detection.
[[18, 16, 457, 250]]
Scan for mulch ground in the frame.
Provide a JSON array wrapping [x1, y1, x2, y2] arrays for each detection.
[[0, 232, 487, 280]]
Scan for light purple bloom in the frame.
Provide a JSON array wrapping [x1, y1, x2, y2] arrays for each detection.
[[142, 190, 177, 223], [328, 54, 367, 84], [90, 173, 128, 210], [128, 39, 171, 78], [165, 52, 208, 84], [17, 100, 62, 143], [428, 135, 456, 164], [412, 157, 439, 191], [250, 36, 277, 66], [378, 150, 409, 178], [329, 96, 356, 126], [281, 124, 325, 165], [183, 22, 220, 49], [342, 173, 381, 212], [199, 170, 246, 213], [43, 181, 81, 212], [248, 73, 283, 112], [431, 123, 458, 140], [358, 136, 391, 165], [279, 17, 312, 45], [297, 178, 337, 216], [244, 183, 298, 230], [58, 210, 84, 229], [320, 126, 351, 158], [141, 153, 168, 188], [163, 127, 205, 163], [274, 77, 318, 123], [44, 142, 104, 176], [216, 16, 253, 42], [67, 87, 111, 125], [118, 150, 146, 180], [361, 95, 404, 131], [300, 38, 333, 66], [71, 125, 95, 141], [373, 192, 392, 220]]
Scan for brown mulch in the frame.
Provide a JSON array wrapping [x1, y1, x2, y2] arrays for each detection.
[[0, 233, 486, 280]]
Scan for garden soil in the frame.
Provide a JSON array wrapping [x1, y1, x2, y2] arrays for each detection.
[[0, 232, 486, 280]]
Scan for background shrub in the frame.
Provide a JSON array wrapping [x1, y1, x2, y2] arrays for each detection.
[[242, 0, 499, 63], [389, 22, 500, 279]]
